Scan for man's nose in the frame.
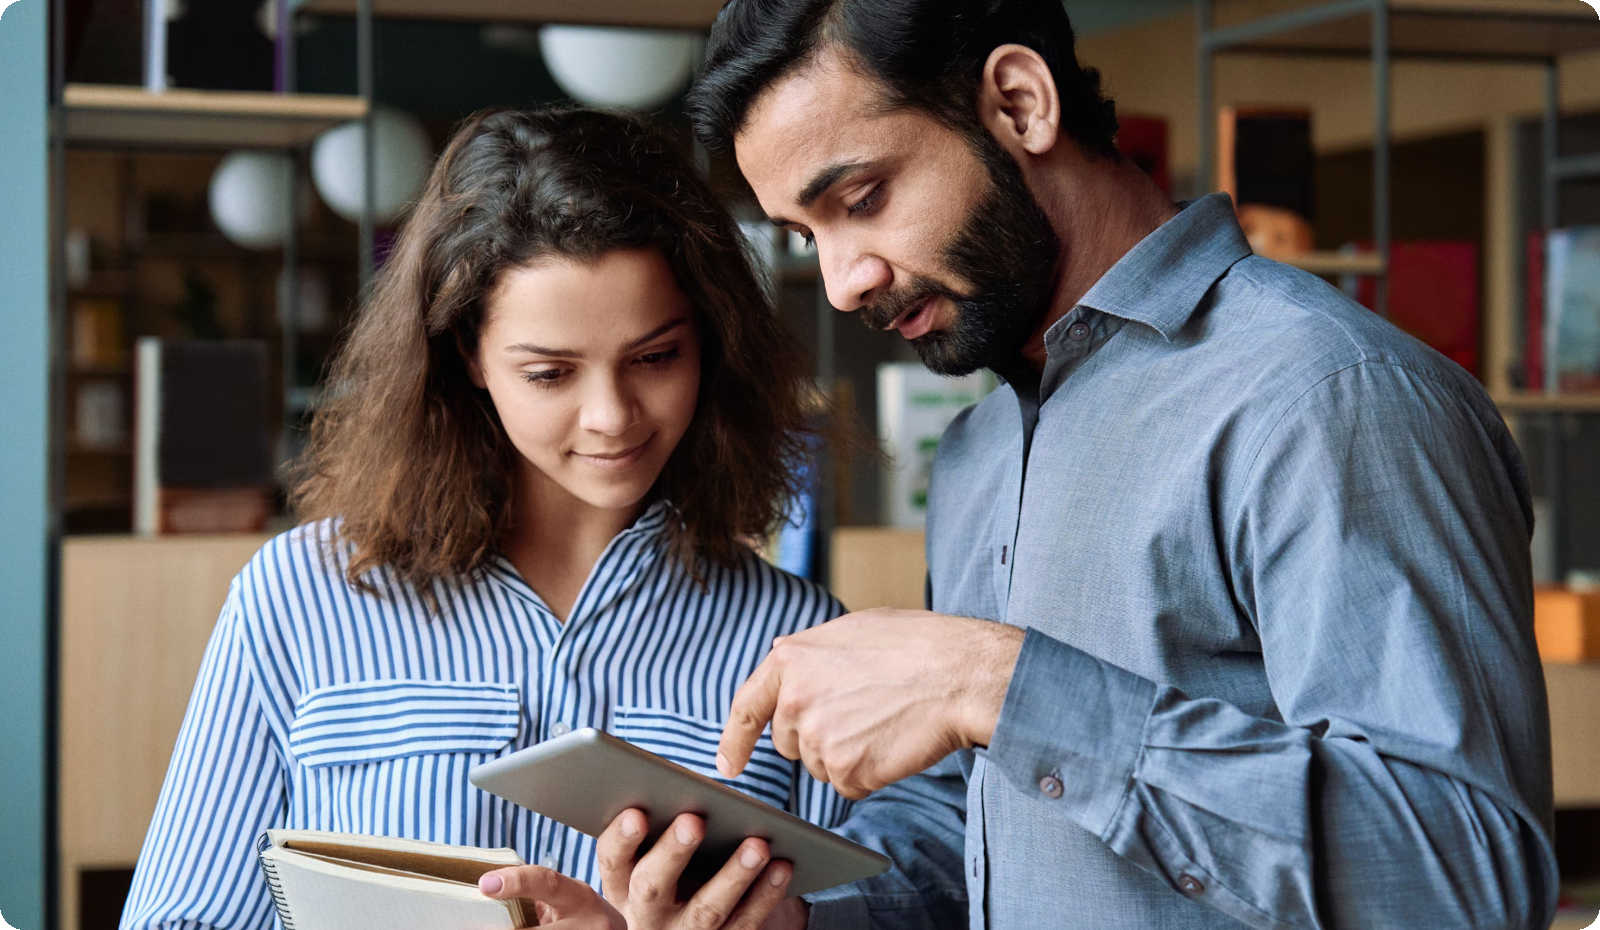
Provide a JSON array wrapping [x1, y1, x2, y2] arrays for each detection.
[[818, 237, 892, 313]]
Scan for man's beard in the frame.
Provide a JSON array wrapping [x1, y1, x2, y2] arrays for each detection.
[[859, 130, 1061, 376]]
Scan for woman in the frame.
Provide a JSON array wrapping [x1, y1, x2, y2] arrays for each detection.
[[120, 108, 846, 930]]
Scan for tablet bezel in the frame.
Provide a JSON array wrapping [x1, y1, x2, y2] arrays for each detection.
[[467, 727, 890, 897]]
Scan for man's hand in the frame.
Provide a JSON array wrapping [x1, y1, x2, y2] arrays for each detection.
[[716, 609, 1025, 799], [478, 865, 625, 928], [591, 808, 795, 929]]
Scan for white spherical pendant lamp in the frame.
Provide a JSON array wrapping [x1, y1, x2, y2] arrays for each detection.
[[310, 107, 432, 225], [538, 25, 700, 110], [209, 150, 295, 249]]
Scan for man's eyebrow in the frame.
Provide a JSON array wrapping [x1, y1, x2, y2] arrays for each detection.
[[504, 318, 688, 359], [768, 159, 872, 229], [798, 159, 870, 209]]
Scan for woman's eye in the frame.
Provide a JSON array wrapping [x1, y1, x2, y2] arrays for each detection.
[[636, 347, 681, 367], [520, 369, 567, 387], [846, 184, 883, 217]]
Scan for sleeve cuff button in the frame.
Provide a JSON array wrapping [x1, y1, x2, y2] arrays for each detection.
[[1038, 774, 1063, 799]]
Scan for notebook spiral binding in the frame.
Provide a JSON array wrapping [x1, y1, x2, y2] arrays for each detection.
[[256, 833, 297, 930]]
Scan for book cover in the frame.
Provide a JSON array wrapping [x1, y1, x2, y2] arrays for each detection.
[[257, 830, 528, 930], [133, 338, 274, 534]]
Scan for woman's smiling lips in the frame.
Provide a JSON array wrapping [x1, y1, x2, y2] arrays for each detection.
[[571, 436, 653, 469]]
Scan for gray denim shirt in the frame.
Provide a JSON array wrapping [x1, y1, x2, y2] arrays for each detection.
[[807, 193, 1557, 930]]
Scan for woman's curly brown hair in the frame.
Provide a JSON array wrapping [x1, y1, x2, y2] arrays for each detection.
[[290, 107, 822, 598]]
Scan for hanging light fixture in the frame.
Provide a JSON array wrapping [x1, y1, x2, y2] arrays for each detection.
[[537, 25, 700, 110], [310, 107, 432, 225], [208, 150, 295, 249]]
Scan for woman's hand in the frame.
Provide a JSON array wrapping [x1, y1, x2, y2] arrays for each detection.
[[478, 865, 625, 929], [593, 808, 795, 929]]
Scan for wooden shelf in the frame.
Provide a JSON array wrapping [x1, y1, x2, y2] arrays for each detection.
[[1491, 391, 1600, 414], [1278, 250, 1386, 275], [62, 85, 367, 149], [297, 0, 720, 28], [1208, 0, 1600, 62]]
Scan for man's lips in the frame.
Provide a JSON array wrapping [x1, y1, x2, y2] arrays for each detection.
[[890, 297, 937, 340]]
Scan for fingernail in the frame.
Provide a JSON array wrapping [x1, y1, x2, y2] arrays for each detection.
[[716, 752, 731, 776], [621, 815, 641, 838], [768, 864, 791, 887], [479, 873, 504, 895], [675, 821, 696, 845], [740, 845, 764, 869]]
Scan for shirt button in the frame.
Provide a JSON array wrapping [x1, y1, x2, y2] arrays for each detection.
[[1038, 774, 1063, 799], [1177, 873, 1205, 896], [1067, 321, 1091, 342], [540, 854, 558, 870], [550, 721, 572, 737]]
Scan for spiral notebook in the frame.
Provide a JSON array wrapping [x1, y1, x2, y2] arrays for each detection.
[[256, 829, 530, 930]]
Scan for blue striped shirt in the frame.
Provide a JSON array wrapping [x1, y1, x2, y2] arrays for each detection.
[[121, 501, 852, 930]]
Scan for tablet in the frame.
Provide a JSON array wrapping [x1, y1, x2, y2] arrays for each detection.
[[467, 727, 890, 897]]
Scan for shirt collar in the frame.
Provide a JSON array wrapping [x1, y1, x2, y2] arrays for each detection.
[[1074, 192, 1252, 342], [484, 498, 675, 604]]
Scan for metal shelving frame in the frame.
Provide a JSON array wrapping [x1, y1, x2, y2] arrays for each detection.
[[50, 1, 377, 513], [1195, 0, 1600, 582]]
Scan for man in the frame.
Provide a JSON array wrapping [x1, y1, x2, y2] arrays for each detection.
[[620, 0, 1556, 928]]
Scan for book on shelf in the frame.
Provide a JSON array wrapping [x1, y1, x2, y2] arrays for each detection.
[[1354, 240, 1480, 377], [133, 338, 274, 534], [1527, 231, 1547, 391], [1543, 228, 1600, 393], [1217, 106, 1315, 261], [70, 296, 125, 369], [257, 830, 530, 930]]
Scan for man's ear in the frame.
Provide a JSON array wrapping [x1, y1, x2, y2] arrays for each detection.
[[977, 44, 1061, 158]]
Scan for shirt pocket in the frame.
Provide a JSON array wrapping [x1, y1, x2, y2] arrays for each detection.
[[610, 706, 793, 811], [289, 678, 522, 768]]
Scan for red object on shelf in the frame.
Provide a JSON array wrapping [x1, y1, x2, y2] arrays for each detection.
[[1356, 240, 1481, 377], [1117, 114, 1170, 196]]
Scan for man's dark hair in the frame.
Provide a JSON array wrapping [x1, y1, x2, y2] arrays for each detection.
[[687, 0, 1119, 159]]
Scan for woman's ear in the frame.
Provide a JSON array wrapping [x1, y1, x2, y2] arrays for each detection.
[[977, 44, 1062, 159]]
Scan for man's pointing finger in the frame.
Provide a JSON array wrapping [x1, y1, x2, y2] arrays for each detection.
[[718, 653, 784, 777]]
